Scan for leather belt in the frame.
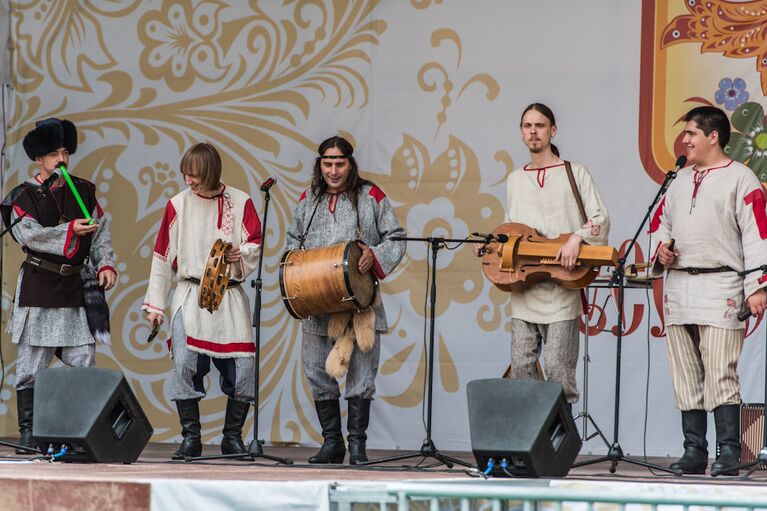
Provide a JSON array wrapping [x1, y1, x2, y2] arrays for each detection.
[[185, 277, 242, 288], [25, 254, 83, 277], [671, 266, 735, 276]]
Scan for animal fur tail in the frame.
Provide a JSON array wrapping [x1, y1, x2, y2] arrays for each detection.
[[81, 264, 110, 344]]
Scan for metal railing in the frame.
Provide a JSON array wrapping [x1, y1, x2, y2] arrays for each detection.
[[385, 482, 767, 511]]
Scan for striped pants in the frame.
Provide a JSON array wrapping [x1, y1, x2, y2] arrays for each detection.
[[666, 324, 744, 411], [302, 331, 380, 401]]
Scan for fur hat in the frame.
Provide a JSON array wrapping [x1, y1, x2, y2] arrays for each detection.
[[22, 118, 78, 160]]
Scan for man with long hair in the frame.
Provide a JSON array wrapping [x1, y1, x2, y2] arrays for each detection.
[[143, 142, 262, 459], [652, 106, 767, 476], [476, 103, 610, 409], [286, 135, 405, 464]]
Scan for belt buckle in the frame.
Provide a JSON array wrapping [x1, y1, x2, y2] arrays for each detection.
[[59, 263, 72, 275], [689, 268, 700, 275], [29, 256, 42, 267]]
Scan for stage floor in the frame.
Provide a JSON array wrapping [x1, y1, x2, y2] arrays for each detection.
[[1, 442, 766, 510]]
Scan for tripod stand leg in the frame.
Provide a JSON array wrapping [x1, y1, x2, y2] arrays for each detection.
[[573, 411, 610, 447], [359, 438, 473, 468], [248, 439, 294, 464], [571, 442, 681, 475]]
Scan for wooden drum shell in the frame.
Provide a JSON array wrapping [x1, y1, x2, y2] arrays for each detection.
[[279, 242, 378, 320]]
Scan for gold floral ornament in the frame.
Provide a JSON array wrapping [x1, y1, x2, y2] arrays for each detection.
[[12, 0, 141, 93], [139, 1, 229, 92], [661, 0, 767, 95], [418, 28, 500, 138], [5, 1, 391, 445], [372, 135, 508, 405], [410, 0, 444, 9]]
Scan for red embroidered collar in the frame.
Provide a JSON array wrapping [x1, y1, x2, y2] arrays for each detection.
[[523, 162, 564, 188]]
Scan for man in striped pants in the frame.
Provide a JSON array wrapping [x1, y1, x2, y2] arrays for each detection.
[[652, 106, 767, 476]]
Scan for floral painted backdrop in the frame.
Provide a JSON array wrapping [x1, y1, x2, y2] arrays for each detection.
[[0, 1, 765, 457]]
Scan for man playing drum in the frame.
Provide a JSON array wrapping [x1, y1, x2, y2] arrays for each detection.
[[286, 135, 405, 464], [474, 103, 610, 410], [143, 142, 262, 459]]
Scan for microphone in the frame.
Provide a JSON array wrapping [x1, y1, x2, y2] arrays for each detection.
[[147, 321, 160, 343], [472, 232, 509, 243], [667, 155, 687, 178], [738, 307, 753, 322], [38, 171, 60, 194], [260, 177, 276, 192]]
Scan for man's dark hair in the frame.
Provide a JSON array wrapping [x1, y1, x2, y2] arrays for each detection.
[[311, 136, 372, 206], [520, 103, 560, 157], [684, 106, 731, 148]]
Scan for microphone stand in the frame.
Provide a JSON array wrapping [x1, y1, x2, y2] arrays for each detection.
[[572, 169, 679, 475], [186, 182, 292, 464], [245, 183, 291, 463], [359, 235, 472, 468]]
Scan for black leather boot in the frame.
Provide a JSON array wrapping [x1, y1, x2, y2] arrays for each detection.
[[15, 388, 36, 454], [347, 398, 371, 465], [308, 399, 345, 464], [172, 399, 202, 460], [669, 410, 708, 474], [711, 404, 741, 476], [221, 399, 250, 456]]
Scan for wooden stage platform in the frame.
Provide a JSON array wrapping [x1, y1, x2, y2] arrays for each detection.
[[1, 442, 766, 510]]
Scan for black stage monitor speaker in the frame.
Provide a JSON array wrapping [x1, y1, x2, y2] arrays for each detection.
[[467, 378, 581, 477], [33, 367, 153, 463]]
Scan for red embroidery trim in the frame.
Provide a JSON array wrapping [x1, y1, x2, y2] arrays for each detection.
[[186, 336, 255, 354], [372, 252, 385, 280], [63, 220, 80, 259], [97, 265, 116, 276], [368, 185, 386, 203], [153, 201, 177, 260], [328, 194, 338, 214], [523, 162, 564, 188], [649, 197, 665, 234], [744, 188, 767, 239], [242, 199, 262, 244], [690, 161, 733, 206]]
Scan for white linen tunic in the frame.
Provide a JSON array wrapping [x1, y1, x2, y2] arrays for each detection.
[[142, 185, 261, 358], [505, 162, 610, 324], [651, 160, 767, 328]]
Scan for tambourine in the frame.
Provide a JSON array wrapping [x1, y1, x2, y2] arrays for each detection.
[[199, 239, 232, 313]]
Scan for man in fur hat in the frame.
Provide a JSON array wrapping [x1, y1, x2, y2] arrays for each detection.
[[1, 118, 116, 453], [286, 136, 405, 464]]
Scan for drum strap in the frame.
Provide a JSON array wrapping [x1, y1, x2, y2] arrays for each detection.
[[299, 189, 364, 248], [299, 198, 323, 249]]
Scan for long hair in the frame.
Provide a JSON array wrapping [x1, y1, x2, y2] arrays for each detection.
[[180, 142, 222, 191], [520, 103, 560, 157], [311, 136, 372, 206]]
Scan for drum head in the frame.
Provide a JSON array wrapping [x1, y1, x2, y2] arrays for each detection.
[[344, 242, 378, 310]]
